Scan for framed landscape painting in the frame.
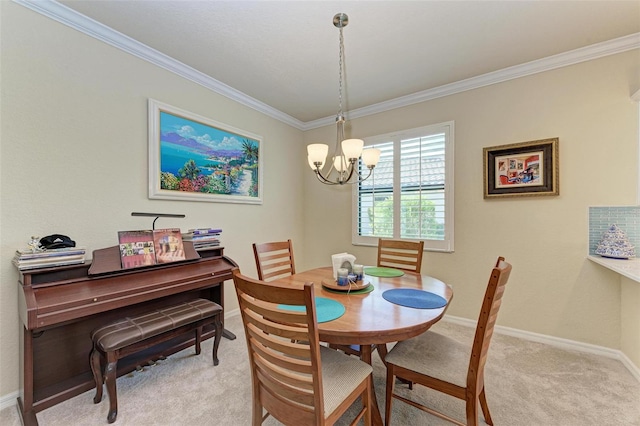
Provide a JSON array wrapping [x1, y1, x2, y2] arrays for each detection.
[[483, 138, 559, 199], [148, 99, 263, 204]]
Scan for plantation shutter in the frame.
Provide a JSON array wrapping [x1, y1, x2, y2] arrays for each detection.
[[399, 133, 446, 240], [353, 121, 453, 252]]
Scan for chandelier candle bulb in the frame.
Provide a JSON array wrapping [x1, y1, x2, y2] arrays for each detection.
[[342, 139, 364, 159], [333, 156, 347, 172], [307, 144, 329, 167], [362, 148, 381, 167]]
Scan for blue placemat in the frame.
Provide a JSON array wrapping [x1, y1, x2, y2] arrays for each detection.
[[278, 297, 346, 323], [382, 289, 447, 309]]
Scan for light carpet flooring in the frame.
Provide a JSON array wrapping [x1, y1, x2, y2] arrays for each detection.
[[1, 314, 639, 425]]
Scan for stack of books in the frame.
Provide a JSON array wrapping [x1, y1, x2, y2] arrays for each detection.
[[13, 247, 86, 271], [182, 228, 222, 250]]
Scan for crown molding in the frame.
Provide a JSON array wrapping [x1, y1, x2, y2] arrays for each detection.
[[304, 32, 640, 130], [13, 0, 306, 130], [14, 0, 640, 132]]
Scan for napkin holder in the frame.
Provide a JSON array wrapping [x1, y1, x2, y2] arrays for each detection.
[[331, 252, 356, 279]]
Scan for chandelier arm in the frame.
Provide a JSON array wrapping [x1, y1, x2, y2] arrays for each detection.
[[356, 167, 374, 183], [314, 169, 339, 185], [342, 161, 358, 183]]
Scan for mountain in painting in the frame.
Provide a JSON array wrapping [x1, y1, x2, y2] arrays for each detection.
[[161, 131, 242, 157]]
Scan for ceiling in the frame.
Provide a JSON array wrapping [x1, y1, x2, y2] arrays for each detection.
[[51, 1, 640, 124]]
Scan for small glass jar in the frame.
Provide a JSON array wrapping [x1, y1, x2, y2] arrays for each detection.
[[353, 264, 364, 281], [337, 268, 349, 286]]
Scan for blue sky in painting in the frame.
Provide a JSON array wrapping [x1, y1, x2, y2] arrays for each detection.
[[160, 111, 252, 151]]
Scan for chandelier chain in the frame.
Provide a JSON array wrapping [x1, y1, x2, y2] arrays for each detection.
[[338, 26, 344, 117]]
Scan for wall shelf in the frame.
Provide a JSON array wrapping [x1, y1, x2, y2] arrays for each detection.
[[588, 255, 640, 283]]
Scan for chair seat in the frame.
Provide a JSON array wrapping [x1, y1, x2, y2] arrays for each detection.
[[320, 346, 373, 416], [385, 330, 470, 387]]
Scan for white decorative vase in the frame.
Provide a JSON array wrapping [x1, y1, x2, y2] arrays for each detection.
[[595, 224, 635, 259]]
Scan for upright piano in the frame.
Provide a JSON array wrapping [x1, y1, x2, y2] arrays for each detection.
[[17, 244, 237, 426]]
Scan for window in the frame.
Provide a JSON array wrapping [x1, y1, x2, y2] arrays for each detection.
[[352, 122, 454, 252]]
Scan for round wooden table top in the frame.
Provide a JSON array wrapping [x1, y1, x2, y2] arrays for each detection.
[[276, 266, 454, 346]]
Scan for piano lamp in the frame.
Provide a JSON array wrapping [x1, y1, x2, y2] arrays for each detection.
[[131, 212, 185, 230]]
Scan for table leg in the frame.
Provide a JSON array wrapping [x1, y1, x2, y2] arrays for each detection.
[[360, 345, 383, 426], [376, 343, 388, 365]]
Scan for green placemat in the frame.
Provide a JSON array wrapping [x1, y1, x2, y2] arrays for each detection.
[[277, 297, 345, 323], [364, 267, 405, 277], [322, 283, 375, 295]]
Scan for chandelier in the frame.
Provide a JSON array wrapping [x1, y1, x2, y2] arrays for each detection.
[[307, 13, 380, 185]]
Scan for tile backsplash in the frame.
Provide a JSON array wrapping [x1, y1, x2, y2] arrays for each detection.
[[589, 206, 640, 255]]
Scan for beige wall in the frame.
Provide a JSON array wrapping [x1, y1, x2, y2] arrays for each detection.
[[621, 276, 640, 367], [0, 2, 305, 396], [1, 0, 639, 404], [303, 50, 639, 351]]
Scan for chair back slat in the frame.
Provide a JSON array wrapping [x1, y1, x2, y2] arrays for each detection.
[[251, 338, 313, 375], [254, 356, 314, 391], [246, 322, 314, 360], [253, 240, 296, 281], [240, 293, 307, 329], [377, 238, 424, 273], [468, 257, 512, 390], [255, 366, 316, 406]]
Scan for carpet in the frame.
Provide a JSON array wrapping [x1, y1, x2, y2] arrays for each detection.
[[1, 315, 638, 426]]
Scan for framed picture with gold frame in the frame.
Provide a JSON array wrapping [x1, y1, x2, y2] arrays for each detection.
[[483, 138, 559, 199]]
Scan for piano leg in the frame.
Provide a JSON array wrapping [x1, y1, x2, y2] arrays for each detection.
[[105, 360, 118, 424], [19, 327, 38, 426]]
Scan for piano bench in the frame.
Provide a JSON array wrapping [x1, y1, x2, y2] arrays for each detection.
[[89, 298, 223, 424]]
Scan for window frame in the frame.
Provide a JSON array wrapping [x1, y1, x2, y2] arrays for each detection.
[[351, 121, 455, 252]]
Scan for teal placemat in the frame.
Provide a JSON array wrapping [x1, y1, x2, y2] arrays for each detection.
[[364, 267, 405, 277], [322, 283, 375, 295], [278, 297, 346, 323]]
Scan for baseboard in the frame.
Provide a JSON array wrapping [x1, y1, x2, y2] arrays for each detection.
[[0, 391, 18, 412], [224, 308, 240, 319], [442, 314, 640, 383]]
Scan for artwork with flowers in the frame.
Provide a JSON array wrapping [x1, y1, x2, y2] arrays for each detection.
[[148, 99, 263, 204]]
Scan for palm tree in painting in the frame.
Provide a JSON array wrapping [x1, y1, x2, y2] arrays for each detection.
[[241, 140, 259, 164], [179, 159, 200, 180]]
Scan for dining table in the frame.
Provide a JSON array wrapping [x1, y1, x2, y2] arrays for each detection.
[[275, 266, 454, 426]]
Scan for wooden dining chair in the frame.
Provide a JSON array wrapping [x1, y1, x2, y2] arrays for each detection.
[[232, 270, 373, 426], [377, 238, 424, 273], [252, 239, 296, 281], [384, 256, 512, 426]]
